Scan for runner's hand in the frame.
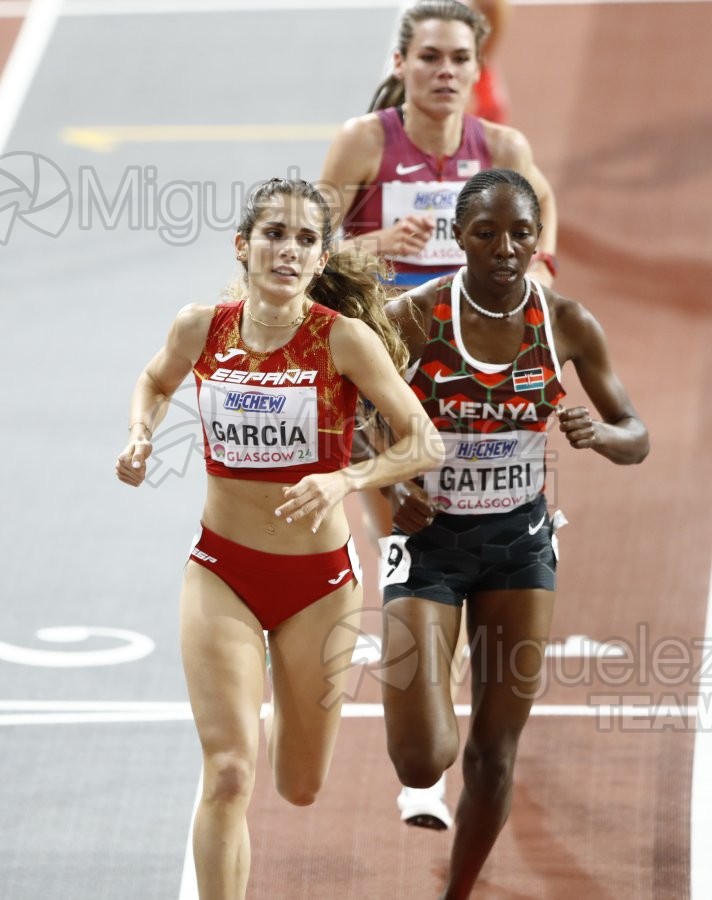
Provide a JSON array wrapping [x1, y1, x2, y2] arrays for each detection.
[[383, 480, 436, 534], [116, 438, 153, 487], [378, 215, 435, 256], [275, 471, 350, 533], [557, 405, 599, 450]]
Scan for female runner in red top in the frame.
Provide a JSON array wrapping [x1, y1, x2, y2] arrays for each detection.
[[115, 178, 444, 900]]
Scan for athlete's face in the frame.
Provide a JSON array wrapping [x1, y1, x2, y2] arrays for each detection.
[[395, 19, 478, 117], [454, 185, 541, 291], [236, 195, 329, 299]]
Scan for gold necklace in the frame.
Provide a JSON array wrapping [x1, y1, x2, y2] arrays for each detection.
[[246, 300, 307, 329]]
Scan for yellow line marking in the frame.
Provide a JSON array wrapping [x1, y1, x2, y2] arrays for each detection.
[[60, 123, 341, 153]]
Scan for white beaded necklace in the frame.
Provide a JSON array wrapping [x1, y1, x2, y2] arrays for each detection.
[[459, 270, 531, 319]]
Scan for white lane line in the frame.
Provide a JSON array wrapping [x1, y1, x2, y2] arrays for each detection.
[[0, 711, 196, 725], [0, 700, 190, 710], [691, 559, 712, 900], [178, 773, 202, 900], [0, 0, 64, 152], [0, 700, 701, 724], [2, 0, 403, 12], [1, 0, 709, 15]]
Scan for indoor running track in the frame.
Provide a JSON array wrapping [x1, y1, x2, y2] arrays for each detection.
[[0, 1, 711, 898]]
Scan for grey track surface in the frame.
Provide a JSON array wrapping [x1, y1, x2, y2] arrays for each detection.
[[0, 8, 395, 899]]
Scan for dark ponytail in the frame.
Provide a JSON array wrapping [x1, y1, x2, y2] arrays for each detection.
[[368, 75, 405, 114]]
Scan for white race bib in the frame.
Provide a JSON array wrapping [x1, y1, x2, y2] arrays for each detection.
[[377, 535, 412, 589], [423, 430, 547, 515], [382, 180, 466, 266], [199, 382, 318, 469]]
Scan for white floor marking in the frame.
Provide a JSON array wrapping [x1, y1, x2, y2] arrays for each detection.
[[1, 0, 708, 17], [0, 700, 190, 711], [0, 0, 63, 152], [691, 559, 712, 898], [0, 627, 155, 667], [545, 634, 626, 657], [178, 772, 201, 900], [0, 699, 701, 725]]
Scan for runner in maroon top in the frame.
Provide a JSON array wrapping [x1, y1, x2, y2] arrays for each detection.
[[340, 104, 492, 287], [320, 0, 557, 290]]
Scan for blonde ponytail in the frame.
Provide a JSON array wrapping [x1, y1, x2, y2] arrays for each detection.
[[310, 248, 408, 377]]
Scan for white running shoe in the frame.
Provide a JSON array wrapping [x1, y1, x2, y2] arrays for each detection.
[[397, 774, 453, 830]]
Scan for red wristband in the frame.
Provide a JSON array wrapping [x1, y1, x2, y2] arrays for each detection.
[[531, 251, 558, 278]]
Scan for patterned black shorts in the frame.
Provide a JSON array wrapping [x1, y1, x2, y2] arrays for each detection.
[[381, 494, 557, 607]]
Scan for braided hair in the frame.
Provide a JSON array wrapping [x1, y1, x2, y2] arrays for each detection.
[[455, 168, 541, 228]]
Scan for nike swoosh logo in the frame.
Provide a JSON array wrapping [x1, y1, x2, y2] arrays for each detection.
[[528, 515, 546, 536], [395, 162, 427, 176], [215, 348, 247, 362], [433, 370, 471, 384], [328, 568, 351, 585]]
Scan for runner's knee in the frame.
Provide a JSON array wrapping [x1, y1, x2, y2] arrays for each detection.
[[388, 731, 458, 787], [203, 751, 256, 806], [274, 770, 325, 807], [462, 738, 517, 799]]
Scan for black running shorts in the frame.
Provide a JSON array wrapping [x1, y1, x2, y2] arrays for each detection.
[[381, 494, 557, 607]]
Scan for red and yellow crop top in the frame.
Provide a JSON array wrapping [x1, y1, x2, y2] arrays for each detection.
[[192, 300, 358, 483]]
